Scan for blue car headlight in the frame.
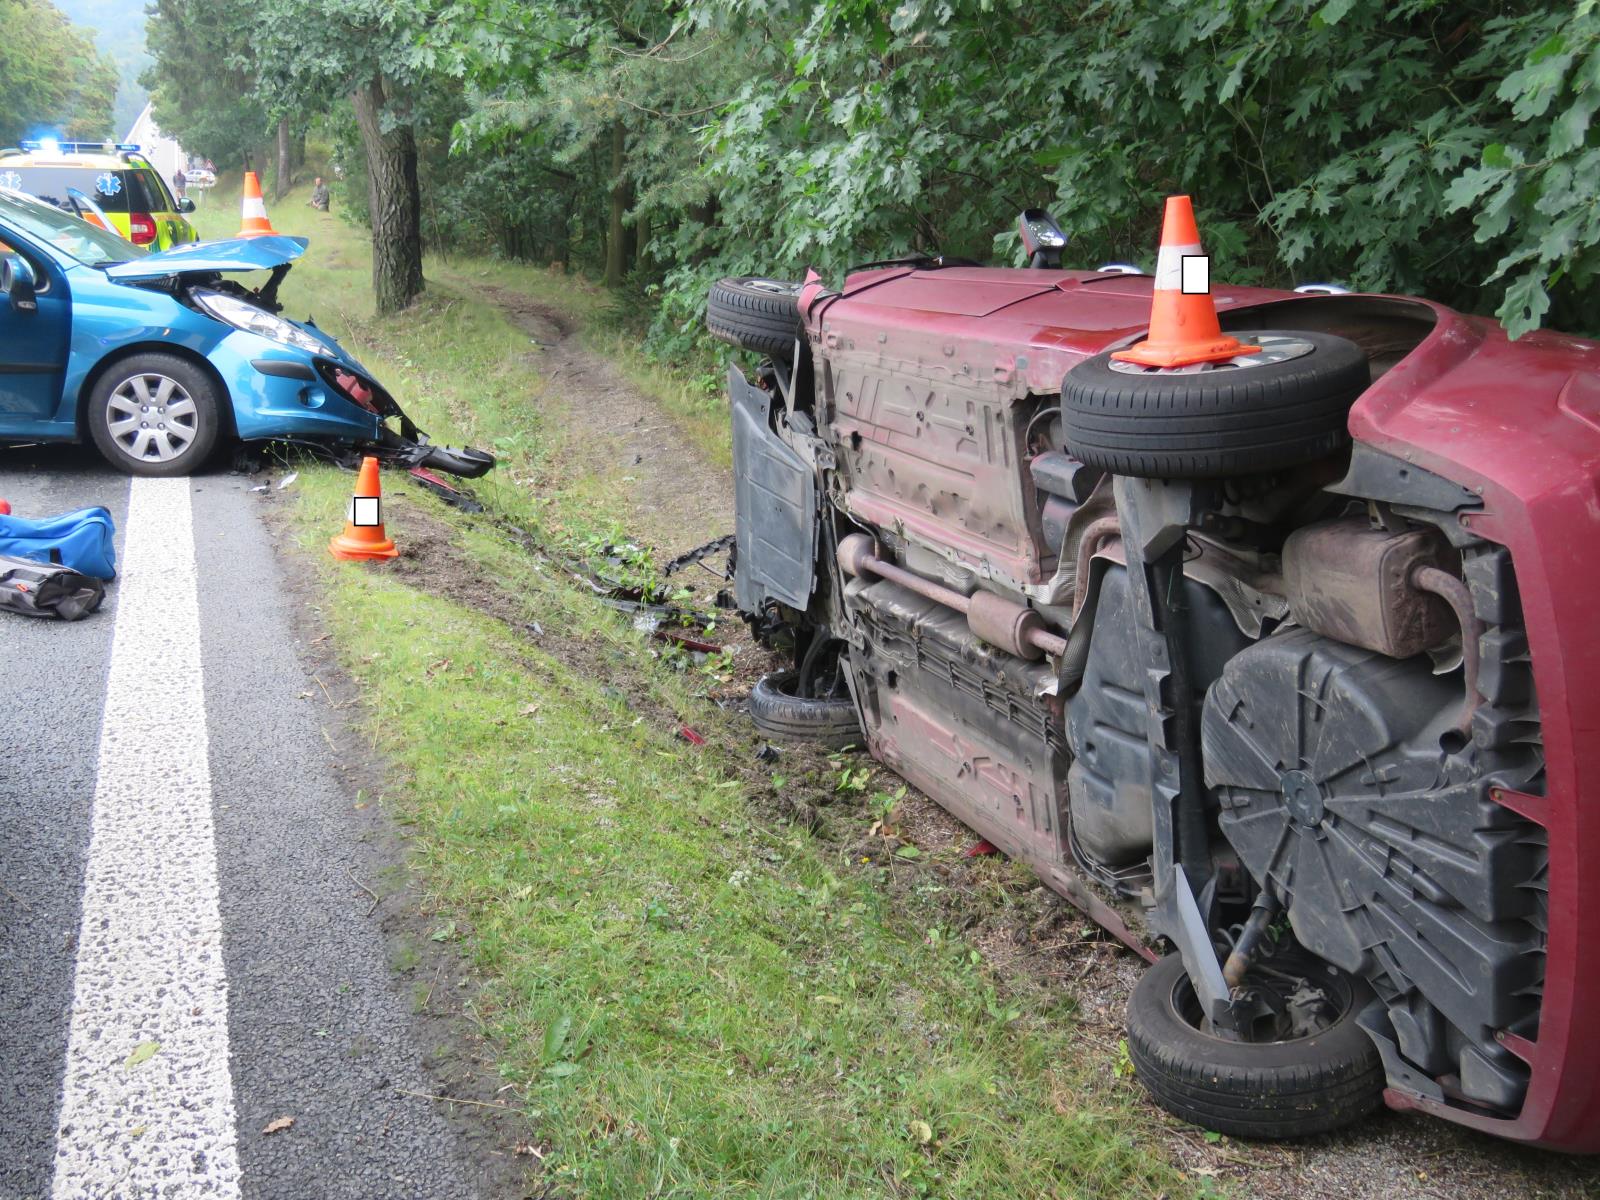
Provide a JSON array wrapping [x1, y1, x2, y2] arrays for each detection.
[[193, 288, 329, 355]]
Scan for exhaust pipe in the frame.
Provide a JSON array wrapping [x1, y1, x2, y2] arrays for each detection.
[[837, 533, 1067, 660]]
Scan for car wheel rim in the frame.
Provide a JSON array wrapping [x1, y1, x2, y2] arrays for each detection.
[[746, 278, 800, 296], [106, 373, 199, 463], [1170, 952, 1355, 1045]]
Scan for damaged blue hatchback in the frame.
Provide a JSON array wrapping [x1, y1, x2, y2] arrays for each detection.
[[0, 188, 493, 478]]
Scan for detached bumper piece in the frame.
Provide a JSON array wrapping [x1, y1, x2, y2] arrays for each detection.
[[361, 425, 495, 479], [312, 357, 496, 480]]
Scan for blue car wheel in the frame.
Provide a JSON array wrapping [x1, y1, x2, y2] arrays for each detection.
[[87, 352, 222, 477]]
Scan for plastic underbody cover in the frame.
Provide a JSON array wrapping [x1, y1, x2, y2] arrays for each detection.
[[729, 365, 815, 612], [1066, 564, 1249, 867], [1202, 627, 1546, 1110]]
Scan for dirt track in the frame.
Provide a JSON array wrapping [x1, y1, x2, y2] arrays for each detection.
[[485, 285, 1600, 1200], [485, 285, 732, 564]]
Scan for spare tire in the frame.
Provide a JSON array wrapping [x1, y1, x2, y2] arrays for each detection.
[[706, 277, 806, 357], [1062, 330, 1369, 479], [747, 671, 861, 751]]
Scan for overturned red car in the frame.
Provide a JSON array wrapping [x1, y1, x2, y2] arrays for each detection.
[[709, 200, 1600, 1149]]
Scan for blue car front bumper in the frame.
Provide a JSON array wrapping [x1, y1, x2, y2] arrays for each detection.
[[210, 331, 382, 443], [215, 331, 494, 478]]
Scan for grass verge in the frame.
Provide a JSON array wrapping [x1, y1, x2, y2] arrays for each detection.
[[207, 190, 1199, 1199]]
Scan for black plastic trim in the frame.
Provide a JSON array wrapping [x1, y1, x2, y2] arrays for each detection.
[[251, 358, 316, 380]]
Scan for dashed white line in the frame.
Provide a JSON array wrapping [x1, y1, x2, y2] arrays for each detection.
[[51, 475, 240, 1199]]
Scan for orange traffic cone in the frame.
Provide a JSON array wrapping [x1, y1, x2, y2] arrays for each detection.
[[0, 499, 10, 515], [1112, 195, 1257, 369], [329, 457, 398, 561], [236, 171, 282, 238]]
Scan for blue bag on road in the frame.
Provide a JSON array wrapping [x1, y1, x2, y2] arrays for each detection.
[[0, 507, 117, 580]]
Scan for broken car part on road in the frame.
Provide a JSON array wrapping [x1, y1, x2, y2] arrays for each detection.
[[0, 189, 494, 480], [708, 193, 1592, 1150]]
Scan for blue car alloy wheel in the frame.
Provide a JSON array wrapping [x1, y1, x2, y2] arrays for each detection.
[[87, 353, 222, 476]]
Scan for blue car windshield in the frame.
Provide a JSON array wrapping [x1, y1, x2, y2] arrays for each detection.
[[0, 188, 148, 266]]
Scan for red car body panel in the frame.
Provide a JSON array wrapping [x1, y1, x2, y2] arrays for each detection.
[[801, 266, 1600, 1150]]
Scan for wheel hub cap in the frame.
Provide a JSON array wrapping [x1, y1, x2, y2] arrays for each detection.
[[106, 374, 198, 463]]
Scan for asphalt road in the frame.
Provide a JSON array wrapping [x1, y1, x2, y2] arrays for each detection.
[[0, 445, 500, 1200]]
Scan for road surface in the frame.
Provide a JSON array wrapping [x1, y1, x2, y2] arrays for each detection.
[[0, 446, 506, 1200]]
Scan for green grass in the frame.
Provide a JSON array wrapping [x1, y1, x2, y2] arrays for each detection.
[[218, 187, 1197, 1198]]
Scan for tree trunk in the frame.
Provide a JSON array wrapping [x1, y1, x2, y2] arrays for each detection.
[[557, 190, 575, 272], [688, 196, 719, 265], [351, 75, 423, 315], [634, 210, 650, 274], [273, 118, 291, 200], [604, 123, 630, 288]]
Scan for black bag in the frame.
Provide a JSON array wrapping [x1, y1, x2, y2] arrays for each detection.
[[0, 554, 106, 621]]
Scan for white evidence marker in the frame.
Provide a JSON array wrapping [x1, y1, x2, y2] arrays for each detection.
[[51, 476, 241, 1199], [352, 495, 381, 527], [1180, 254, 1210, 295]]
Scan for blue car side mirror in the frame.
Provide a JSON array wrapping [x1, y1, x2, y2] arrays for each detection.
[[2, 253, 37, 313]]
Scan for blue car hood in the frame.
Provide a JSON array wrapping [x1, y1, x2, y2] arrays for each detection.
[[104, 235, 309, 279]]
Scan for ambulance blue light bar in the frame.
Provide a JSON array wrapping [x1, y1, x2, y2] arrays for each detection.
[[18, 140, 142, 154]]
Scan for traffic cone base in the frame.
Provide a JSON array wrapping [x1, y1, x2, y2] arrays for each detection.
[[1111, 195, 1257, 369], [329, 457, 398, 560], [237, 170, 282, 238]]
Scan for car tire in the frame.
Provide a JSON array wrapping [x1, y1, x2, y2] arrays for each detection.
[[706, 277, 806, 358], [1126, 952, 1385, 1140], [747, 671, 862, 751], [1061, 330, 1369, 479], [87, 352, 222, 477]]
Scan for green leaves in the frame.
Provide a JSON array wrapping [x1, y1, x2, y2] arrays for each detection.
[[123, 1040, 161, 1071], [1500, 272, 1553, 340], [0, 0, 119, 148], [141, 0, 1600, 341]]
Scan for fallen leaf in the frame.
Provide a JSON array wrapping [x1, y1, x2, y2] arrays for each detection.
[[543, 1013, 573, 1062], [123, 1041, 160, 1070], [262, 1116, 294, 1135], [909, 1119, 933, 1145]]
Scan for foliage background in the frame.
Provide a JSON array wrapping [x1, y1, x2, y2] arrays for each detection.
[[144, 0, 1600, 344], [0, 0, 118, 147]]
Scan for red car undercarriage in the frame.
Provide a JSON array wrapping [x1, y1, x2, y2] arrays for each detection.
[[712, 229, 1600, 1148]]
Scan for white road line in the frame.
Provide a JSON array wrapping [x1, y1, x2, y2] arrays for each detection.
[[51, 476, 241, 1199]]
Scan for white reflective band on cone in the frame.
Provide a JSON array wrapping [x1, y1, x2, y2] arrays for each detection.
[[241, 198, 267, 218], [1153, 242, 1202, 291]]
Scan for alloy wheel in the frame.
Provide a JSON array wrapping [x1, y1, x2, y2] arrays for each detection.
[[105, 373, 200, 464]]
